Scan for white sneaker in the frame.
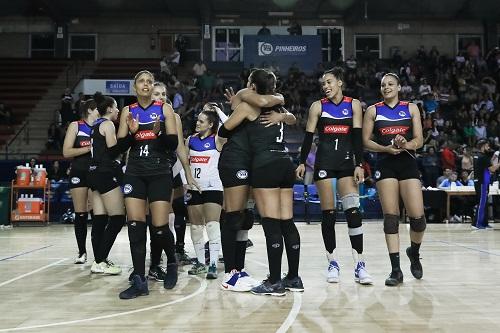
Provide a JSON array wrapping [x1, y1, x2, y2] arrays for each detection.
[[220, 270, 252, 292], [74, 253, 87, 264], [90, 261, 104, 274], [354, 261, 373, 285], [102, 260, 122, 275], [238, 270, 260, 288], [327, 260, 340, 283]]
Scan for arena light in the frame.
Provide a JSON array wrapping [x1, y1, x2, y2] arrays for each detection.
[[268, 11, 294, 16]]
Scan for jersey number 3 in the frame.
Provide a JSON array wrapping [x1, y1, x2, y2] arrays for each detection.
[[275, 122, 284, 143]]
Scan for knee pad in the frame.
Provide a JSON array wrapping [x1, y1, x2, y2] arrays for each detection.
[[241, 209, 255, 230], [341, 193, 360, 211], [127, 220, 147, 243], [190, 224, 205, 243], [383, 214, 399, 234], [321, 210, 336, 226], [206, 221, 221, 242], [224, 211, 244, 231], [409, 216, 426, 232], [345, 208, 363, 236], [172, 197, 186, 216]]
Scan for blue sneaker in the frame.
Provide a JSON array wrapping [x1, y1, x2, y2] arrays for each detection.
[[354, 261, 373, 285], [119, 275, 149, 299], [251, 279, 286, 296], [281, 275, 304, 292], [326, 260, 340, 283]]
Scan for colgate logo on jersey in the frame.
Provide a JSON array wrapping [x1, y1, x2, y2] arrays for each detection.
[[134, 130, 157, 140], [324, 125, 349, 134], [380, 126, 410, 135], [80, 140, 91, 147], [190, 156, 210, 163]]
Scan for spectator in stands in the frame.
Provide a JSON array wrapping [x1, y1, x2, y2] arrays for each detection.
[[46, 122, 63, 151], [60, 88, 74, 125], [459, 170, 474, 186], [0, 102, 12, 126], [287, 21, 302, 35], [174, 34, 187, 65], [418, 78, 432, 97], [460, 146, 474, 173], [74, 92, 86, 112], [421, 146, 441, 187], [172, 87, 184, 112], [436, 168, 452, 188], [345, 55, 357, 70], [474, 119, 487, 141], [192, 60, 207, 78], [441, 141, 456, 171], [48, 160, 66, 182], [28, 157, 37, 173], [438, 171, 462, 188], [257, 23, 271, 36]]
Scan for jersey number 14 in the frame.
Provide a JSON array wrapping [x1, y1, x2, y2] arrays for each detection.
[[139, 145, 149, 157]]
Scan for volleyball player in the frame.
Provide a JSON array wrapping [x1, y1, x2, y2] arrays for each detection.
[[362, 73, 425, 286], [117, 71, 180, 299], [296, 67, 372, 285], [218, 82, 285, 291], [88, 92, 128, 275], [183, 107, 223, 279], [221, 69, 303, 296], [62, 99, 99, 264]]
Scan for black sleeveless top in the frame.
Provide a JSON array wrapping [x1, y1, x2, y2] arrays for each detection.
[[90, 118, 116, 173], [72, 120, 92, 172], [219, 120, 251, 170]]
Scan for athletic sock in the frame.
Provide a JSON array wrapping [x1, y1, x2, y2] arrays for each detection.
[[91, 214, 108, 263], [74, 212, 88, 255], [235, 230, 248, 271], [190, 224, 206, 264], [220, 211, 242, 273], [149, 223, 162, 268], [128, 220, 147, 278], [389, 252, 401, 272], [410, 241, 421, 256], [100, 215, 125, 261], [281, 219, 300, 279], [173, 197, 187, 251], [206, 221, 221, 266], [321, 210, 336, 253], [261, 217, 283, 284], [153, 224, 177, 264]]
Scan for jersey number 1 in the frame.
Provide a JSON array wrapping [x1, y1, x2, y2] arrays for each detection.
[[334, 138, 339, 150]]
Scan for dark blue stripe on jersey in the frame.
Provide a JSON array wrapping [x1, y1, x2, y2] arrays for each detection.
[[130, 102, 165, 124], [375, 102, 410, 120], [189, 135, 216, 152], [322, 100, 353, 119], [77, 121, 92, 136]]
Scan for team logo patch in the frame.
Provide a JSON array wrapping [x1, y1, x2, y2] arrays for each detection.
[[185, 192, 192, 201], [399, 111, 407, 117], [150, 113, 159, 120], [71, 177, 80, 184], [123, 184, 133, 194], [236, 170, 248, 180], [204, 142, 211, 149], [342, 108, 349, 115], [375, 171, 381, 179], [318, 170, 327, 178]]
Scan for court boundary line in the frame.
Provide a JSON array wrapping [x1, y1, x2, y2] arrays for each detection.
[[437, 240, 500, 257], [0, 276, 208, 332], [0, 245, 53, 262], [0, 259, 66, 288]]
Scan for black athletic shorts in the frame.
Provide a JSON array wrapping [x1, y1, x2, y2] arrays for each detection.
[[219, 167, 251, 188], [172, 173, 183, 188], [251, 159, 295, 189], [313, 168, 354, 182], [69, 169, 90, 189], [122, 173, 172, 202], [374, 153, 420, 182], [186, 190, 223, 206], [88, 171, 121, 194]]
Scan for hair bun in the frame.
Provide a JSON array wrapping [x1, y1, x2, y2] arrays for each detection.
[[93, 91, 104, 103]]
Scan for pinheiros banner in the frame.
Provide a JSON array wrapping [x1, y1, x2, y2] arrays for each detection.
[[244, 35, 321, 75]]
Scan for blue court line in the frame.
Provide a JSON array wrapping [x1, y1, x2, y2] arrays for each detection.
[[436, 240, 500, 257], [0, 245, 53, 262]]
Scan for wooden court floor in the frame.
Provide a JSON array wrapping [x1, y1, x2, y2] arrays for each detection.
[[0, 222, 499, 333]]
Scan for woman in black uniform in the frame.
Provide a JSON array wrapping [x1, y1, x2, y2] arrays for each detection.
[[117, 71, 180, 299], [88, 92, 127, 276], [218, 82, 284, 292], [221, 69, 303, 296], [296, 67, 372, 285], [362, 73, 425, 286], [63, 99, 99, 264]]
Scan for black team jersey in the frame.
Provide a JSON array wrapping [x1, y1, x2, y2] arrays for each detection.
[[218, 120, 251, 169], [126, 101, 170, 176], [315, 96, 355, 171], [90, 118, 117, 173], [246, 107, 288, 169], [72, 120, 92, 172]]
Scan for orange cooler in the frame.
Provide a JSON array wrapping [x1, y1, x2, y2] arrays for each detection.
[[34, 167, 47, 186], [16, 166, 31, 186], [18, 197, 43, 214]]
